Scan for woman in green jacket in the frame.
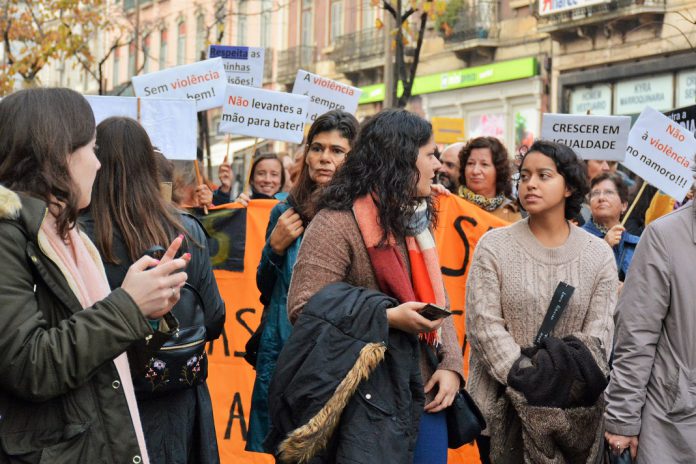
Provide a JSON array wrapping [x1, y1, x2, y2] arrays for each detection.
[[0, 88, 189, 464]]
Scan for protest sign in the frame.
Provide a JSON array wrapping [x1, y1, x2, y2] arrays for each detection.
[[622, 106, 695, 200], [292, 70, 362, 122], [85, 95, 197, 160], [541, 113, 631, 161], [432, 117, 465, 144], [208, 45, 265, 88], [132, 58, 226, 111], [219, 85, 309, 143], [665, 104, 696, 138]]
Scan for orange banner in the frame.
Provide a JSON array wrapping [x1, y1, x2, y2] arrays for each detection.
[[434, 195, 509, 463], [205, 196, 508, 463]]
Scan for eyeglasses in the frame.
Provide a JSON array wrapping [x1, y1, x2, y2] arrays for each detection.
[[589, 189, 619, 200]]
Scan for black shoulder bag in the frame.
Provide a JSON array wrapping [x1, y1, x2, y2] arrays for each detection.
[[131, 244, 210, 397], [132, 282, 209, 397], [425, 343, 486, 448]]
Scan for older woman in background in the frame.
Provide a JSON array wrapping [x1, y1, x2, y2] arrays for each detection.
[[458, 136, 521, 222], [582, 172, 639, 282]]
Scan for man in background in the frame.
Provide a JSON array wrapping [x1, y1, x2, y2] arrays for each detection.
[[436, 142, 464, 193]]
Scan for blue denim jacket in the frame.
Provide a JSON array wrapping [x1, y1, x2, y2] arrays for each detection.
[[582, 219, 640, 281]]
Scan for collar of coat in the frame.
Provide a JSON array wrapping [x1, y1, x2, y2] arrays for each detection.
[[0, 183, 110, 312], [0, 183, 49, 238]]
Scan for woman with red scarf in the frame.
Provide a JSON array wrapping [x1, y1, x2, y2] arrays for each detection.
[[285, 109, 463, 463]]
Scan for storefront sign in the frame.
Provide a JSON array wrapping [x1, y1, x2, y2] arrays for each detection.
[[676, 69, 696, 108], [358, 57, 538, 104], [622, 106, 695, 200], [569, 84, 612, 115], [539, 0, 609, 16], [432, 117, 465, 144], [541, 113, 631, 161], [614, 74, 673, 115]]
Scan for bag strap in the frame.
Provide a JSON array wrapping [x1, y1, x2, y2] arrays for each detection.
[[534, 281, 575, 346]]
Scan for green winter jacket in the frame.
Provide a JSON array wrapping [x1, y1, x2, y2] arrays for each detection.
[[0, 184, 159, 464]]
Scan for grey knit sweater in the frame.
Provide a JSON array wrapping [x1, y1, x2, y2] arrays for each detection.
[[465, 219, 618, 434]]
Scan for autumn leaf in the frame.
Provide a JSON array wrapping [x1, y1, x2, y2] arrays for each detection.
[[375, 17, 384, 30]]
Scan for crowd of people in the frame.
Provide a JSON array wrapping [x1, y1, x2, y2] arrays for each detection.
[[0, 87, 694, 464]]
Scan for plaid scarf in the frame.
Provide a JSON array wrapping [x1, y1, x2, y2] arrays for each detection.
[[353, 194, 445, 346]]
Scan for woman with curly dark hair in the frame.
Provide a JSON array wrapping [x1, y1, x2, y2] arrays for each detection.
[[466, 140, 618, 463], [267, 109, 464, 464], [458, 136, 521, 222]]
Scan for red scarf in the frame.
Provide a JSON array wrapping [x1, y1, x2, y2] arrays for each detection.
[[353, 194, 446, 345]]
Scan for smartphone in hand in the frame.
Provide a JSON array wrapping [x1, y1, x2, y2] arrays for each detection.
[[418, 303, 452, 321]]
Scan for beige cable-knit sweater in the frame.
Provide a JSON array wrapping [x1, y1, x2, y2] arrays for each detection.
[[465, 219, 618, 435]]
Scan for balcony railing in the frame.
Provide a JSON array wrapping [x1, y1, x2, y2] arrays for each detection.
[[536, 0, 666, 32], [331, 28, 385, 75], [277, 46, 317, 84], [442, 1, 499, 43]]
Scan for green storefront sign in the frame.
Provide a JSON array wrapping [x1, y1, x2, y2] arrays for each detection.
[[358, 57, 538, 104]]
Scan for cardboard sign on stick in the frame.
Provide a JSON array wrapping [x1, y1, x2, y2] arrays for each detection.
[[132, 58, 226, 111], [219, 85, 309, 143], [292, 70, 362, 122], [541, 113, 631, 161], [622, 106, 695, 200], [208, 45, 265, 88], [85, 95, 197, 160]]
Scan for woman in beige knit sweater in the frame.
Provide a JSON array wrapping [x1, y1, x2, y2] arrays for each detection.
[[466, 140, 618, 463]]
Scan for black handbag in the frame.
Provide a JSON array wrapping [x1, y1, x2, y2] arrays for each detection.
[[424, 343, 486, 448], [132, 281, 209, 397]]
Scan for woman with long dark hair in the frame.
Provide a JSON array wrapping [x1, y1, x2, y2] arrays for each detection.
[[466, 140, 617, 463], [266, 109, 463, 463], [81, 117, 225, 464], [0, 88, 189, 463], [246, 109, 359, 453]]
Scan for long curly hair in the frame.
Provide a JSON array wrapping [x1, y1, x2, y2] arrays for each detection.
[[458, 136, 513, 198], [319, 108, 435, 246]]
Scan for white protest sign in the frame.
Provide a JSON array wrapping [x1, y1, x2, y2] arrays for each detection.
[[85, 95, 197, 160], [292, 70, 362, 122], [623, 106, 695, 200], [132, 58, 226, 112], [219, 85, 309, 143], [208, 45, 264, 88], [541, 113, 631, 161]]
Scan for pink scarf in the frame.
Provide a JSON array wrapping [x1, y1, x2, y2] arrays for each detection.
[[40, 214, 150, 464]]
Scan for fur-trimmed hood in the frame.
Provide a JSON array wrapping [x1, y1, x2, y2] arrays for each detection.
[[265, 282, 424, 464], [0, 183, 22, 220]]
